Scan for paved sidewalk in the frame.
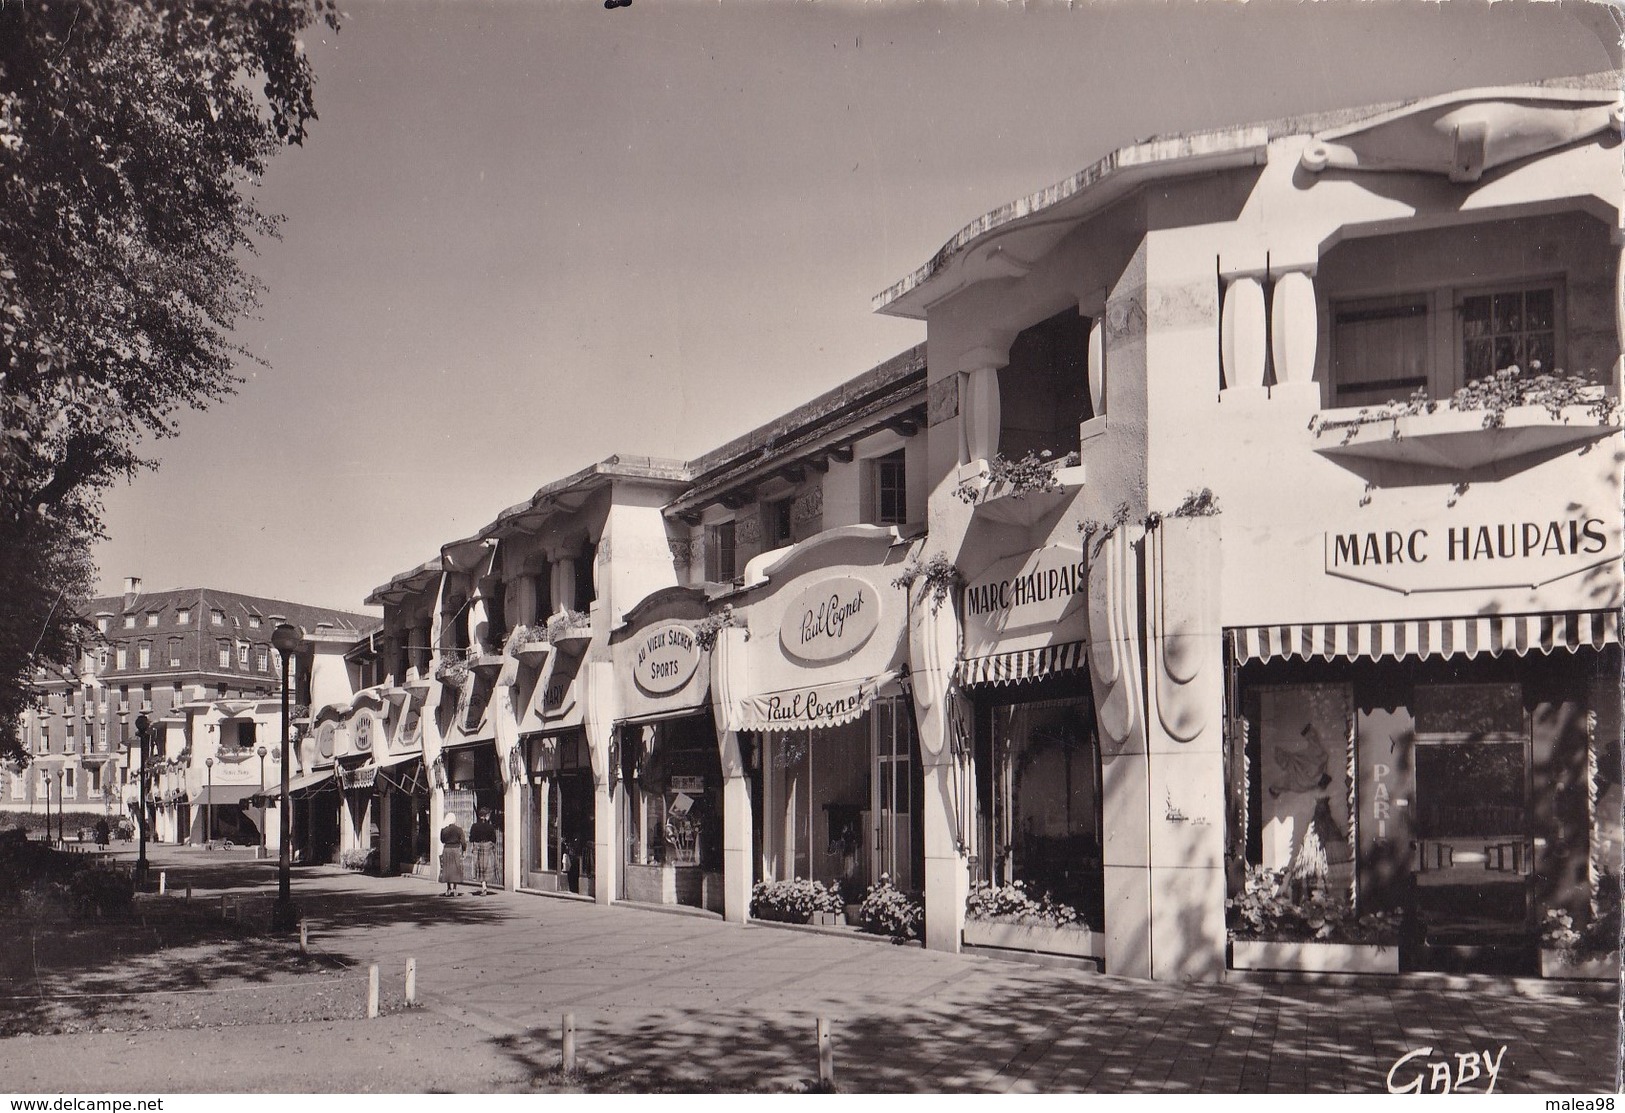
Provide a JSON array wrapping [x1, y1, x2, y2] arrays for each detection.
[[1, 847, 1618, 1093]]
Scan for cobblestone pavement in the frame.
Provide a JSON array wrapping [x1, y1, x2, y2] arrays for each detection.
[[1, 846, 1617, 1093]]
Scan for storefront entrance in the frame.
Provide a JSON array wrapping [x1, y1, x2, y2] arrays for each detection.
[[522, 731, 594, 895], [619, 715, 723, 910], [972, 686, 1105, 930]]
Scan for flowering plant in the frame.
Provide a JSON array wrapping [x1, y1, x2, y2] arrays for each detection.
[[965, 880, 1084, 929], [434, 657, 470, 687], [544, 610, 591, 644], [857, 874, 923, 941], [509, 624, 548, 647], [954, 449, 1080, 504], [1542, 870, 1621, 962], [749, 878, 843, 923], [1226, 863, 1396, 944], [892, 551, 963, 614], [693, 605, 746, 652]]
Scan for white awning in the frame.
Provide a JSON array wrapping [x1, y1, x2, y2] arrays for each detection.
[[1230, 610, 1618, 665], [958, 641, 1087, 688], [735, 672, 899, 733]]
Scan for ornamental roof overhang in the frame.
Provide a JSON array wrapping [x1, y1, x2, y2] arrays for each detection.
[[874, 73, 1620, 320], [365, 558, 444, 607], [478, 457, 691, 543]]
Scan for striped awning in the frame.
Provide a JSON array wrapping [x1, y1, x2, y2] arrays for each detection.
[[339, 765, 377, 791], [958, 641, 1088, 687], [1230, 610, 1618, 664]]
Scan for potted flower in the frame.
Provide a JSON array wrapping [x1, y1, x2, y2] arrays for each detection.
[[749, 878, 845, 925], [1540, 873, 1621, 980], [856, 875, 923, 941], [1227, 861, 1399, 974], [693, 605, 746, 652], [434, 655, 471, 688], [963, 880, 1099, 959], [508, 624, 552, 668], [892, 552, 963, 614], [545, 610, 593, 652]]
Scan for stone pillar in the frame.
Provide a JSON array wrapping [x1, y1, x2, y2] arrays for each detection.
[[1086, 318, 1106, 419], [1088, 525, 1153, 979], [907, 581, 966, 953], [710, 625, 751, 924], [958, 366, 1001, 466], [582, 660, 618, 905], [1143, 517, 1227, 981], [504, 778, 523, 892], [718, 731, 753, 923], [551, 559, 577, 615]]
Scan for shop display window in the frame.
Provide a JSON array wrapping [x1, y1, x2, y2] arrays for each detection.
[[974, 695, 1104, 929]]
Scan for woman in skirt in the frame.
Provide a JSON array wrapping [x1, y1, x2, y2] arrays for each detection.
[[439, 813, 467, 895], [469, 807, 499, 895]]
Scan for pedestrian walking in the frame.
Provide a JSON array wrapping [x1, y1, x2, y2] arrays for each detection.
[[469, 807, 499, 895], [439, 813, 467, 895]]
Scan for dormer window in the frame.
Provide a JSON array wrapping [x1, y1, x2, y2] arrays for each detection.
[[248, 615, 262, 629], [176, 608, 190, 626], [145, 612, 160, 628], [210, 609, 224, 626]]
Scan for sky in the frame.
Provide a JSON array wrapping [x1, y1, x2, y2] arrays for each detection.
[[90, 0, 1623, 614]]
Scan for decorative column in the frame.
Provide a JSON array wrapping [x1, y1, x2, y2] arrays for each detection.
[[710, 625, 753, 924], [582, 658, 618, 905], [906, 583, 966, 954], [1219, 274, 1267, 400], [1270, 268, 1320, 408], [958, 365, 1001, 467], [551, 558, 577, 615], [1086, 318, 1106, 420]]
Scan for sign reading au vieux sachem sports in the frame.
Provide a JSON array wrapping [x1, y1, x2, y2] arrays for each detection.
[[779, 576, 880, 663], [633, 623, 701, 696], [962, 545, 1089, 647], [1324, 511, 1620, 594]]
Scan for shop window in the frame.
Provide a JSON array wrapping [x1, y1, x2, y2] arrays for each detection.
[[999, 307, 1093, 461], [974, 695, 1104, 928], [1413, 683, 1524, 737], [762, 498, 793, 550], [865, 450, 907, 527], [705, 521, 737, 583]]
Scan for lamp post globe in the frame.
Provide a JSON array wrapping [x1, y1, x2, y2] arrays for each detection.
[[270, 623, 304, 932]]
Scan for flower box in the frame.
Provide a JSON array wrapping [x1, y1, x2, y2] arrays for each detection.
[[515, 641, 551, 668], [1230, 938, 1398, 974], [964, 919, 1100, 958], [550, 630, 592, 654], [1539, 949, 1620, 981]]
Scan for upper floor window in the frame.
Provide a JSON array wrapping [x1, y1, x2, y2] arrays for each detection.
[[998, 307, 1093, 460], [248, 615, 262, 629], [574, 547, 597, 611], [115, 645, 128, 670], [257, 648, 269, 673], [238, 642, 249, 666], [763, 498, 793, 550], [211, 609, 224, 626], [145, 613, 159, 628], [1461, 286, 1557, 381], [217, 642, 231, 668], [176, 608, 191, 625], [705, 521, 737, 583], [867, 451, 907, 527], [96, 617, 109, 634], [137, 643, 151, 670], [168, 638, 182, 667], [123, 615, 135, 629]]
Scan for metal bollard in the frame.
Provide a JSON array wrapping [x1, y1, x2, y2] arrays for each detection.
[[817, 1017, 834, 1090], [367, 964, 379, 1019], [185, 886, 192, 901], [158, 871, 167, 896], [220, 895, 228, 919], [298, 919, 308, 955], [405, 958, 417, 1006], [562, 1012, 577, 1074]]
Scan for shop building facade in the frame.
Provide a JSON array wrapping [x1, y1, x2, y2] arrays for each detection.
[[875, 76, 1622, 978]]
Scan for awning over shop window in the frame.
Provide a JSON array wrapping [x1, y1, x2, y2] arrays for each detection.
[[285, 768, 338, 800], [1229, 609, 1618, 665], [958, 641, 1087, 688], [339, 766, 377, 791], [378, 756, 427, 796], [735, 671, 899, 733], [194, 784, 263, 807]]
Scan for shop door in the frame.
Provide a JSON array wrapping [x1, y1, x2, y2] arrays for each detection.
[[1409, 737, 1534, 971], [871, 699, 918, 892]]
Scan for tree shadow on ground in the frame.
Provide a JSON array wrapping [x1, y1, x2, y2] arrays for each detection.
[[474, 971, 1617, 1094]]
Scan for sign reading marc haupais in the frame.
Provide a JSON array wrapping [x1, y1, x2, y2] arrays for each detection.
[[962, 545, 1089, 643], [1324, 514, 1617, 593], [779, 577, 879, 663], [633, 623, 701, 696]]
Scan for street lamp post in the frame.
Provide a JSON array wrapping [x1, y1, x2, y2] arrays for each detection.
[[205, 757, 215, 847], [134, 714, 150, 885], [271, 623, 304, 932], [257, 745, 268, 855], [55, 770, 64, 843]]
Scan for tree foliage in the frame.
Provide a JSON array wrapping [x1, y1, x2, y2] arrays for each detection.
[[0, 0, 338, 763]]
